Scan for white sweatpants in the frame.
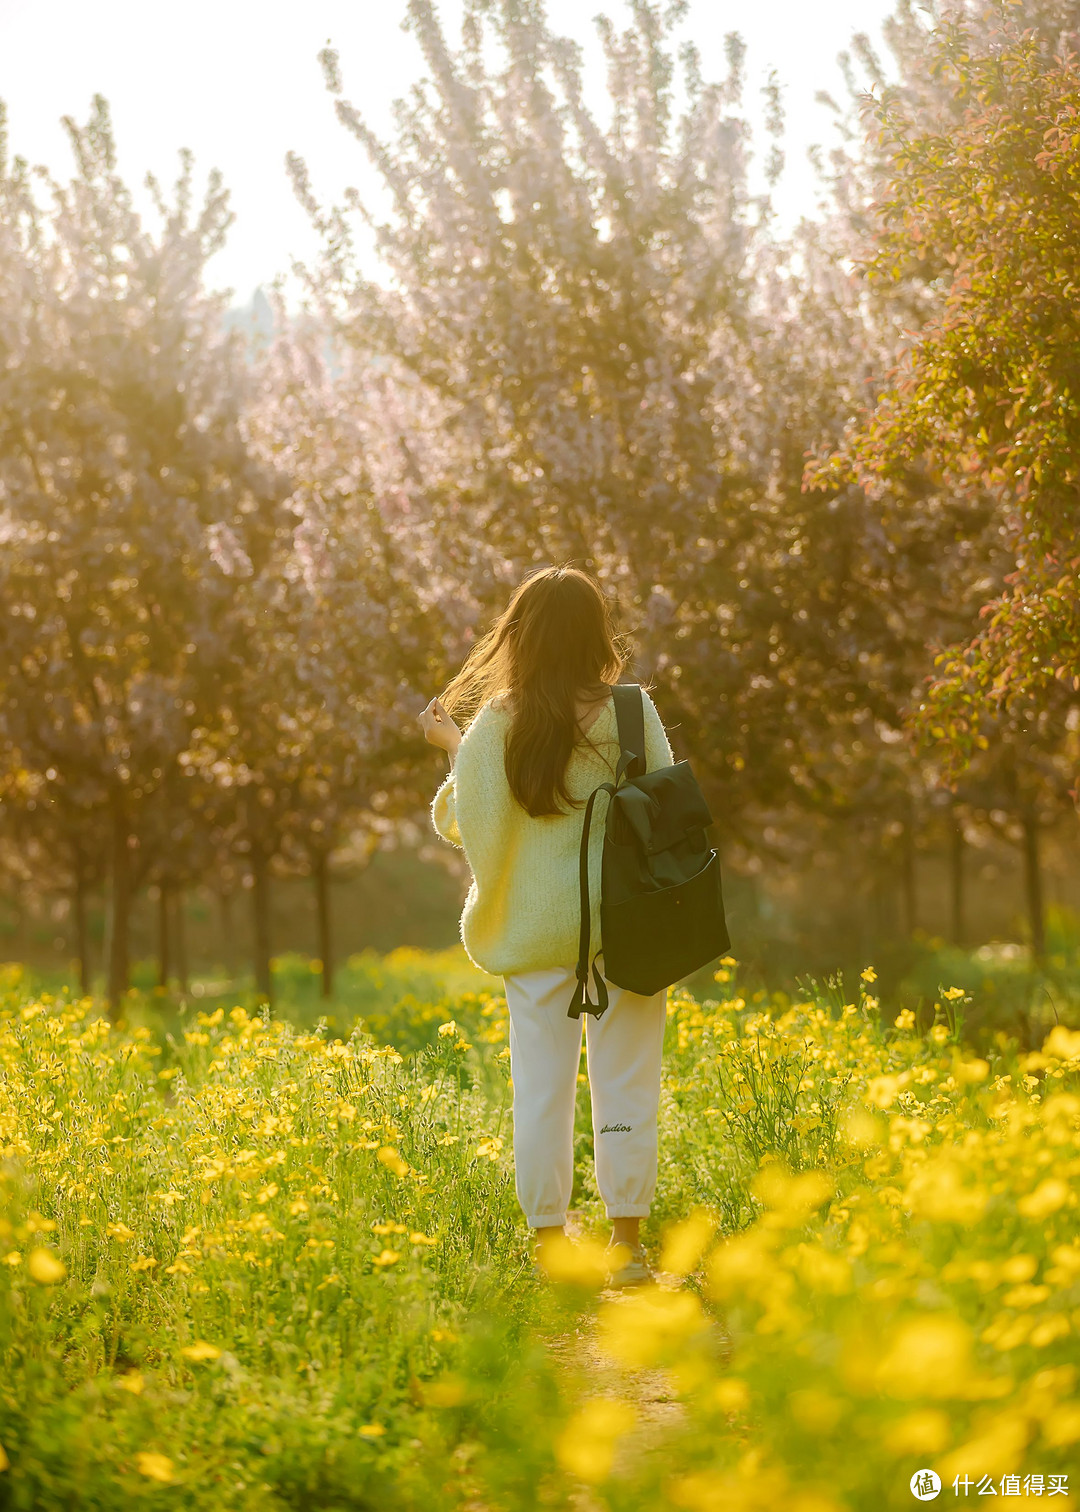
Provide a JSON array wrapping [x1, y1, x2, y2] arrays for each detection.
[[501, 953, 668, 1229]]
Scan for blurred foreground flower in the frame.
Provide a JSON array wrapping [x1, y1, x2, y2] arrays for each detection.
[[659, 1208, 716, 1276], [134, 1452, 175, 1482], [751, 1164, 833, 1225], [27, 1249, 65, 1285], [180, 1342, 221, 1363], [554, 1398, 635, 1482], [376, 1146, 409, 1178], [875, 1315, 973, 1397], [598, 1284, 709, 1368], [534, 1233, 615, 1288], [1044, 1025, 1080, 1062]]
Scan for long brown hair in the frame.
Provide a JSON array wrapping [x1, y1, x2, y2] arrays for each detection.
[[441, 566, 631, 818]]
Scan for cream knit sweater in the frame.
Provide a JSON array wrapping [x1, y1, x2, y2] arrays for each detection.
[[430, 689, 674, 977]]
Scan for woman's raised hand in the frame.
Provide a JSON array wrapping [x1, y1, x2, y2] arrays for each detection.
[[419, 696, 462, 755]]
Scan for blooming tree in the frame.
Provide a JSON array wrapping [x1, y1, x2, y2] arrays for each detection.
[[0, 99, 286, 1009]]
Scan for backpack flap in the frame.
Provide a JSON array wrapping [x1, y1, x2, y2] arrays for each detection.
[[568, 682, 730, 1015], [609, 764, 713, 854]]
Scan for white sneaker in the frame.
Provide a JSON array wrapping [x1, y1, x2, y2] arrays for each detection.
[[606, 1240, 653, 1288]]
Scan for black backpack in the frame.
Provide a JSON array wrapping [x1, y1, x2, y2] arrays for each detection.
[[567, 684, 731, 1019]]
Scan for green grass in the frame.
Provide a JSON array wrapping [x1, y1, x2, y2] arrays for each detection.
[[1, 951, 1079, 1509]]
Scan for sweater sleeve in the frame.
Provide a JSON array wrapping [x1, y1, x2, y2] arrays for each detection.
[[641, 688, 675, 772], [431, 767, 462, 847], [429, 701, 504, 852]]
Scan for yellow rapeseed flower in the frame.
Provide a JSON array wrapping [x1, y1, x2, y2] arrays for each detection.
[[707, 1230, 776, 1300], [658, 1209, 715, 1277], [1017, 1179, 1070, 1219], [359, 1424, 386, 1438], [535, 1233, 611, 1288], [999, 1254, 1038, 1283], [597, 1285, 708, 1368], [1043, 1025, 1080, 1062], [936, 1410, 1029, 1482], [788, 1388, 843, 1432], [904, 1160, 987, 1224], [372, 1249, 401, 1267], [751, 1164, 833, 1224], [865, 1074, 902, 1109], [554, 1398, 635, 1483], [134, 1451, 175, 1482], [838, 1106, 883, 1148], [27, 1248, 66, 1285], [422, 1373, 467, 1407], [376, 1146, 409, 1178], [180, 1341, 221, 1362], [883, 1407, 951, 1455], [860, 967, 877, 984], [712, 1377, 750, 1414], [876, 1314, 973, 1398], [1043, 1402, 1080, 1447]]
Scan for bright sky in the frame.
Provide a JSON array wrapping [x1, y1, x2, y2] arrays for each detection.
[[1, 0, 898, 304]]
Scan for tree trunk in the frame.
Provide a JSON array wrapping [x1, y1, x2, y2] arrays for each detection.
[[106, 789, 132, 1018], [313, 850, 334, 999], [174, 888, 189, 994], [72, 861, 90, 997], [251, 852, 273, 1005], [1021, 807, 1046, 965], [157, 883, 171, 990], [949, 815, 966, 949], [871, 866, 888, 951], [901, 809, 917, 939], [219, 889, 234, 974]]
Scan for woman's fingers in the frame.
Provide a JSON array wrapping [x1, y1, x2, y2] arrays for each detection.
[[419, 697, 455, 749]]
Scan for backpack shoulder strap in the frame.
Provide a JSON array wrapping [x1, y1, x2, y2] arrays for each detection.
[[612, 684, 646, 780], [567, 685, 647, 1022]]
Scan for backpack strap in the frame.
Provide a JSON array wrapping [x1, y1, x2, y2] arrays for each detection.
[[612, 684, 646, 780], [567, 686, 645, 1021], [567, 780, 615, 1020]]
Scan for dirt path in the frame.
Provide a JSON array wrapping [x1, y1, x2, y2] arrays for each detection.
[[542, 1213, 727, 1504]]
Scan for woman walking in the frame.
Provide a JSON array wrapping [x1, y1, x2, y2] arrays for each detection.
[[418, 565, 673, 1286]]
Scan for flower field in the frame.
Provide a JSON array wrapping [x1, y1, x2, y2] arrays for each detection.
[[1, 953, 1079, 1510]]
